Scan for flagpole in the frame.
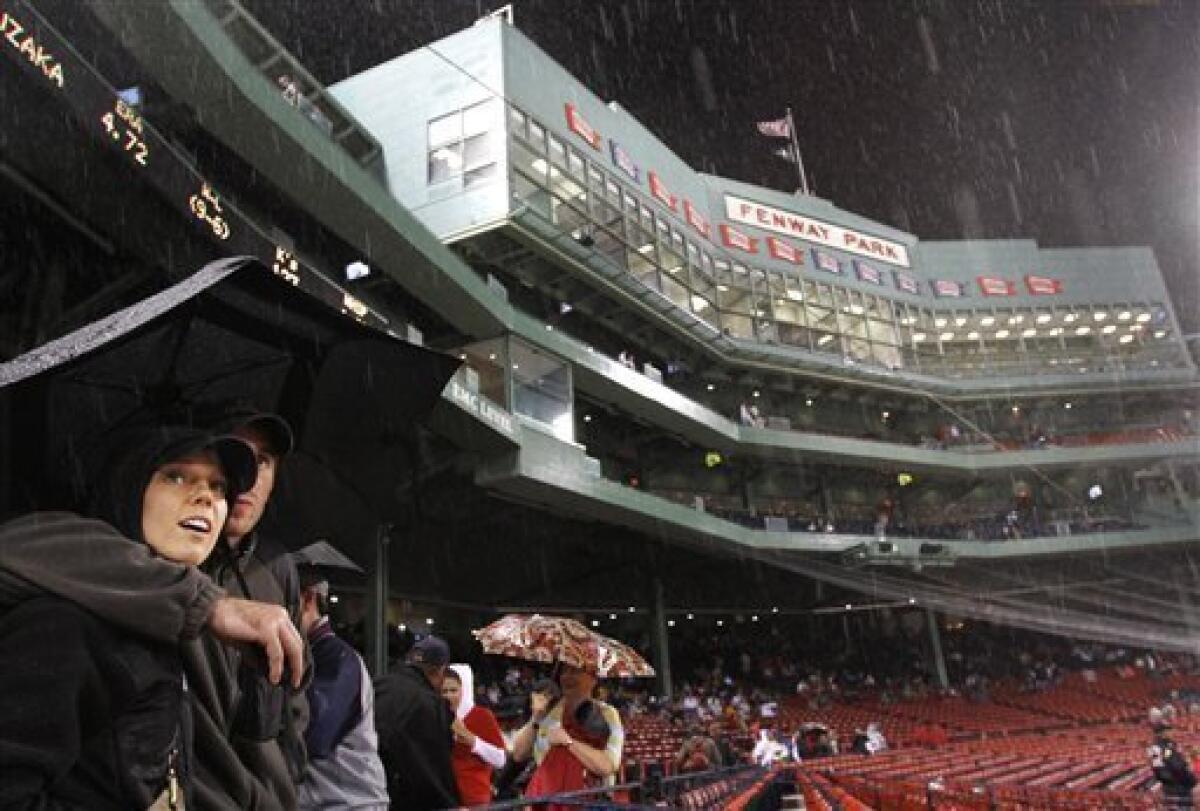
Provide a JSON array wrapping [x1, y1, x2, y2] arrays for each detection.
[[786, 107, 810, 195]]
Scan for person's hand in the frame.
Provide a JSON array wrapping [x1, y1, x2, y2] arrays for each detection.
[[530, 690, 550, 720], [547, 725, 573, 747], [452, 717, 475, 745], [207, 597, 304, 688]]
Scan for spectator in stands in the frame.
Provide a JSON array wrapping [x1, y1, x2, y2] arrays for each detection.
[[374, 635, 459, 809], [513, 664, 625, 802], [709, 721, 737, 767], [1148, 706, 1196, 808], [0, 425, 256, 809], [443, 664, 507, 807], [674, 724, 721, 773], [297, 569, 388, 810]]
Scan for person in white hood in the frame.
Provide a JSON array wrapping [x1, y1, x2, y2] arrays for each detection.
[[866, 722, 888, 755], [442, 664, 507, 807]]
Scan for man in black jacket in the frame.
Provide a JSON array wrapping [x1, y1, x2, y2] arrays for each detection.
[[1149, 705, 1196, 809], [374, 635, 460, 809]]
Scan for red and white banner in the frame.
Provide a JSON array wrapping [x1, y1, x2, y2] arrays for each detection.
[[720, 224, 758, 254], [757, 117, 791, 138], [1025, 274, 1064, 295], [725, 194, 910, 267], [767, 236, 802, 265], [684, 200, 710, 238], [855, 260, 884, 285], [811, 249, 842, 275], [978, 276, 1016, 296], [564, 103, 601, 150], [932, 279, 965, 298], [649, 171, 678, 211]]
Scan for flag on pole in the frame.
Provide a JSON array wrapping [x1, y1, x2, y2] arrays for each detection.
[[757, 117, 791, 138]]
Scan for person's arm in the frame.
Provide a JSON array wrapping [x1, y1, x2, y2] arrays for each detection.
[[545, 726, 618, 779], [510, 691, 550, 763], [0, 512, 220, 642]]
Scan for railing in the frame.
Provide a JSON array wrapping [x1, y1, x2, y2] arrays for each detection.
[[475, 764, 766, 809]]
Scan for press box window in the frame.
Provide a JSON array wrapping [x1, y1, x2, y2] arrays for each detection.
[[427, 100, 498, 188]]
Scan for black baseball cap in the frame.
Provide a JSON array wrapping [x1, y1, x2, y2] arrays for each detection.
[[407, 634, 450, 667], [191, 401, 295, 456]]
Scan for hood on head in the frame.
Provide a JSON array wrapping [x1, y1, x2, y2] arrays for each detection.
[[448, 663, 476, 720], [86, 424, 256, 548]]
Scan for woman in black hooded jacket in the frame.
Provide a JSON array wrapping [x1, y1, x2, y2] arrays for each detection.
[[0, 425, 256, 811]]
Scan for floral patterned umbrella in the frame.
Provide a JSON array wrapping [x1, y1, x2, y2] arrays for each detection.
[[473, 613, 656, 678]]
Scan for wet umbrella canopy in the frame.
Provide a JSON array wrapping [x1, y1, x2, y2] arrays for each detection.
[[0, 256, 461, 526], [474, 613, 656, 678]]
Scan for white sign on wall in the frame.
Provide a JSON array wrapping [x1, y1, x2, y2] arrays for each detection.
[[724, 194, 911, 268]]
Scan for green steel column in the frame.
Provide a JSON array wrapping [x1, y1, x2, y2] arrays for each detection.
[[366, 523, 391, 676], [926, 609, 949, 690], [651, 577, 672, 701]]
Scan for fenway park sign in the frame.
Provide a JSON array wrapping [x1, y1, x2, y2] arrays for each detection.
[[724, 194, 911, 268]]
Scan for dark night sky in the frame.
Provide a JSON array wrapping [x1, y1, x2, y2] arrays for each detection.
[[243, 0, 1198, 333]]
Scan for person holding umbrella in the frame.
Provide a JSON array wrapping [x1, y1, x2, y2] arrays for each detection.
[[474, 615, 652, 806], [0, 424, 257, 809]]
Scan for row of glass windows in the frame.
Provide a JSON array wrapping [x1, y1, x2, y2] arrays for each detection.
[[499, 103, 1187, 376], [427, 100, 501, 192]]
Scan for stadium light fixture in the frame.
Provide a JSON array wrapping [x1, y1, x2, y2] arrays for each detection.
[[667, 619, 676, 627], [1136, 312, 1152, 323], [751, 615, 759, 622], [1093, 311, 1108, 321], [954, 317, 967, 327], [687, 613, 695, 620], [772, 606, 780, 613], [329, 594, 339, 604], [753, 390, 761, 398], [398, 623, 407, 631], [706, 382, 715, 391], [1022, 328, 1037, 338], [1008, 315, 1023, 325], [1118, 311, 1132, 321], [980, 316, 996, 327], [1036, 313, 1052, 324], [592, 619, 600, 627], [1011, 405, 1020, 413], [1154, 330, 1167, 339], [805, 399, 814, 407], [628, 606, 635, 613], [1064, 402, 1073, 409], [845, 603, 853, 611], [1075, 326, 1091, 335], [1049, 327, 1064, 336], [345, 260, 370, 281], [939, 331, 954, 341], [912, 333, 926, 342], [1064, 313, 1078, 323], [934, 317, 947, 327], [1119, 334, 1135, 344], [1101, 325, 1117, 334], [716, 619, 724, 627], [426, 618, 434, 625], [995, 329, 1010, 339], [583, 414, 592, 422], [609, 613, 617, 620], [967, 331, 980, 340]]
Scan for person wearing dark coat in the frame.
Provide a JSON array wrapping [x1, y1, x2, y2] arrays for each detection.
[[374, 635, 460, 810], [0, 425, 257, 810], [1149, 706, 1196, 809]]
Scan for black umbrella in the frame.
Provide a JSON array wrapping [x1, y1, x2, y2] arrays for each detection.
[[0, 256, 461, 528], [291, 541, 364, 573]]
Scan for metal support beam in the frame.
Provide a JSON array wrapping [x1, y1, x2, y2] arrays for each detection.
[[925, 609, 949, 690], [650, 577, 672, 701], [366, 523, 391, 676]]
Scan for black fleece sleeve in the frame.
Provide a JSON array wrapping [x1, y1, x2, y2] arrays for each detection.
[[0, 512, 223, 643]]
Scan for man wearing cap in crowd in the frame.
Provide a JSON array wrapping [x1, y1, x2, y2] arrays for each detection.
[[0, 404, 311, 811], [1149, 705, 1196, 809], [296, 567, 388, 810], [374, 635, 460, 809]]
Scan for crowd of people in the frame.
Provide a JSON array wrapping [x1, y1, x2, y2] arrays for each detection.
[[0, 405, 628, 810]]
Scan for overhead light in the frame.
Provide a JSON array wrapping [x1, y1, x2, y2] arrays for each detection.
[[628, 606, 636, 613], [967, 331, 980, 340], [1022, 328, 1037, 338], [751, 615, 759, 622], [845, 603, 853, 611], [608, 613, 617, 620], [752, 390, 761, 398], [848, 304, 865, 315], [706, 383, 715, 391], [805, 398, 814, 407], [995, 329, 1010, 339], [817, 334, 834, 346], [1119, 334, 1135, 344], [954, 317, 967, 327], [583, 413, 593, 422], [912, 333, 926, 342], [717, 284, 729, 292], [1064, 402, 1073, 409], [345, 260, 370, 281], [772, 606, 780, 613], [1154, 329, 1167, 339], [1130, 324, 1144, 332], [667, 619, 676, 627], [1049, 327, 1064, 336], [691, 295, 710, 311], [1011, 405, 1020, 413], [934, 317, 947, 328], [980, 316, 996, 327], [545, 324, 553, 331], [716, 619, 724, 626], [786, 289, 804, 301], [1136, 312, 1152, 323], [1064, 313, 1078, 323], [425, 617, 435, 625], [1075, 326, 1091, 335], [592, 619, 600, 627], [459, 353, 467, 360], [1093, 311, 1108, 321], [488, 353, 497, 361], [1008, 315, 1024, 325], [939, 331, 954, 341], [908, 597, 917, 605], [687, 613, 695, 620], [1036, 313, 1053, 324], [900, 316, 916, 326], [398, 623, 407, 631], [329, 594, 339, 604], [512, 363, 520, 370], [1101, 325, 1117, 335], [881, 410, 891, 419], [1118, 311, 1132, 321], [531, 158, 549, 174], [638, 243, 655, 254]]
